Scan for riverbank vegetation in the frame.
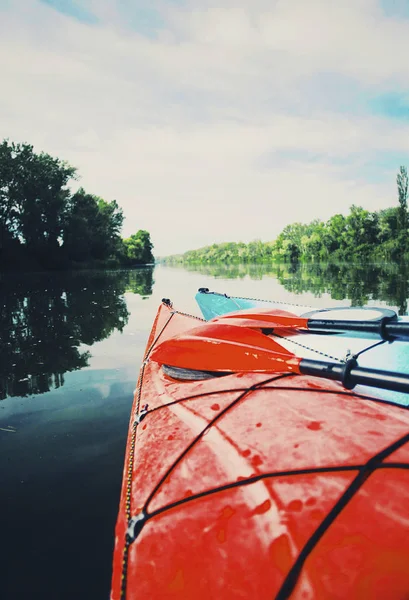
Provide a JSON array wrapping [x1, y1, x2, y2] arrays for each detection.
[[0, 139, 154, 270], [163, 166, 409, 265]]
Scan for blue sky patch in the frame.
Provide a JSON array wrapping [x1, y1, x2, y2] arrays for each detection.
[[380, 0, 409, 19], [117, 1, 165, 37], [370, 92, 409, 120], [348, 150, 408, 186], [40, 0, 98, 24], [257, 148, 407, 187], [40, 0, 165, 36]]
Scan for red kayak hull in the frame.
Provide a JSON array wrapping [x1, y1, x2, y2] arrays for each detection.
[[111, 303, 409, 599]]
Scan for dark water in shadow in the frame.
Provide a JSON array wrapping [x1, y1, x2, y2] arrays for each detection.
[[1, 262, 408, 599], [0, 268, 154, 600]]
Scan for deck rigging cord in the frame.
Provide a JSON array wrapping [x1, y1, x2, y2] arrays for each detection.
[[119, 298, 409, 599]]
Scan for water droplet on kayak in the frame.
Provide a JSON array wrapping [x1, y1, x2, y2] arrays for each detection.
[[241, 449, 251, 457], [368, 430, 382, 436], [252, 499, 271, 515], [306, 380, 323, 389], [211, 403, 220, 411], [168, 569, 185, 592], [306, 497, 316, 507], [217, 528, 226, 543], [256, 422, 262, 428], [287, 499, 303, 512], [269, 535, 293, 574], [167, 434, 174, 440], [251, 455, 263, 467], [220, 506, 235, 519], [184, 489, 193, 497], [307, 421, 322, 431], [311, 508, 323, 520]]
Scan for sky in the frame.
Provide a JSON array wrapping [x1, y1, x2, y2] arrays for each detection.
[[1, 0, 409, 256]]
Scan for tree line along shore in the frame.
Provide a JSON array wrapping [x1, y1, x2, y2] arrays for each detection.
[[0, 139, 154, 271], [163, 167, 409, 265]]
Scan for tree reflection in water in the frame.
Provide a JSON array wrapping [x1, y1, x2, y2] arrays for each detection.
[[0, 268, 154, 399], [181, 262, 409, 315]]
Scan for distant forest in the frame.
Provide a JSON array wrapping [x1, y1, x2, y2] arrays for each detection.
[[0, 139, 154, 271], [163, 166, 409, 265]]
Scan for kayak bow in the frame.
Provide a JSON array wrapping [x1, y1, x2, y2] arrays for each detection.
[[111, 298, 409, 600]]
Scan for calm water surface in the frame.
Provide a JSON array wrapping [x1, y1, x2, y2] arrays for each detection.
[[1, 262, 408, 599]]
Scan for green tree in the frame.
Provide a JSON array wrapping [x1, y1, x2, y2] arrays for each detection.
[[376, 207, 400, 260], [63, 189, 100, 261], [272, 222, 310, 263], [343, 205, 380, 258], [0, 138, 156, 271], [12, 143, 76, 250], [63, 188, 124, 262], [0, 140, 76, 268], [0, 141, 18, 249], [93, 197, 124, 259], [122, 230, 154, 265], [397, 165, 408, 255]]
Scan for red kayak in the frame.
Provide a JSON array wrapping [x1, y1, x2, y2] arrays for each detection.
[[111, 300, 409, 599]]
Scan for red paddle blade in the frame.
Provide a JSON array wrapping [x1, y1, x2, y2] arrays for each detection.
[[210, 308, 307, 330], [150, 322, 301, 374]]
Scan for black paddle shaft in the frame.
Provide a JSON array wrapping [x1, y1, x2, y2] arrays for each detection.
[[299, 358, 409, 393], [307, 317, 409, 341]]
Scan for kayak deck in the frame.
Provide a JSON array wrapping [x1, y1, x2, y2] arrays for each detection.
[[111, 302, 409, 599]]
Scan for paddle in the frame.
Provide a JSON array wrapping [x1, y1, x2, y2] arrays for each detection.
[[150, 321, 409, 393], [210, 307, 409, 341]]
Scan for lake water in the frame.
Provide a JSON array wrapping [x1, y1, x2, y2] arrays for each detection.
[[1, 262, 409, 599]]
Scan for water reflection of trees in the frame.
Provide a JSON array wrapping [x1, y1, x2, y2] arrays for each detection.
[[181, 262, 409, 315], [183, 262, 269, 280], [125, 267, 154, 296], [275, 263, 409, 315], [0, 268, 154, 399]]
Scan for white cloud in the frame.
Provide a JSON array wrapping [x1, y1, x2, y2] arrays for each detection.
[[1, 0, 409, 254]]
